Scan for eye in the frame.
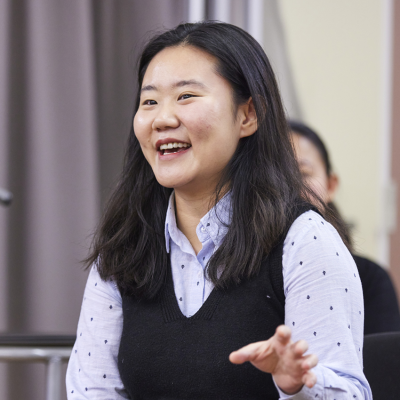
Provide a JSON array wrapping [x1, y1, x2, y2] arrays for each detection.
[[142, 99, 157, 106], [178, 93, 196, 101]]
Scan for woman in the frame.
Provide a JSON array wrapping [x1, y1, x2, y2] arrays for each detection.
[[67, 22, 371, 399], [290, 120, 400, 335]]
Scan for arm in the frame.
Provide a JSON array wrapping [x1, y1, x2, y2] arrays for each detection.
[[66, 265, 129, 399], [231, 210, 372, 399]]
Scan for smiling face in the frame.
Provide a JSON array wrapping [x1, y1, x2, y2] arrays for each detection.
[[291, 132, 338, 203], [134, 45, 256, 196]]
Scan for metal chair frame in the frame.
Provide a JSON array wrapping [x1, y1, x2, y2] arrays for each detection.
[[0, 335, 75, 400]]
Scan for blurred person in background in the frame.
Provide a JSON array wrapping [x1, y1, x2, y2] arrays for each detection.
[[289, 120, 400, 335], [66, 22, 372, 399]]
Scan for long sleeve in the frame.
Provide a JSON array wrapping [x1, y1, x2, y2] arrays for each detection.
[[66, 265, 128, 399], [276, 210, 372, 399]]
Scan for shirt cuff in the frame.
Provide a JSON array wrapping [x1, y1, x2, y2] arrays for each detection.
[[273, 366, 324, 399]]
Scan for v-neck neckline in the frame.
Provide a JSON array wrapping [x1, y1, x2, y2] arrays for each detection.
[[161, 266, 224, 322]]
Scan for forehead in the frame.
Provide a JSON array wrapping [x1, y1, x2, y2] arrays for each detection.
[[292, 133, 326, 169], [142, 45, 221, 87]]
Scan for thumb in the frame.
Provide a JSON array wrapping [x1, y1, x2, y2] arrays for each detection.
[[229, 341, 268, 364]]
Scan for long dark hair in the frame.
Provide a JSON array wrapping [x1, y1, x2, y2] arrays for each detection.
[[86, 22, 350, 298], [288, 120, 353, 250]]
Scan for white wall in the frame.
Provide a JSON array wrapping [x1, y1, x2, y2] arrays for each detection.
[[278, 0, 385, 261]]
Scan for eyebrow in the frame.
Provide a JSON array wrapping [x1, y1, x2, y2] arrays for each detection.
[[140, 84, 157, 93], [174, 79, 207, 89], [140, 79, 207, 94]]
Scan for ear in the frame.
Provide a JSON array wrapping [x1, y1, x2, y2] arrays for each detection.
[[238, 97, 258, 138], [327, 173, 339, 202]]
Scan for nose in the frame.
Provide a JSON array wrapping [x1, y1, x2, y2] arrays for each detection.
[[152, 102, 180, 131]]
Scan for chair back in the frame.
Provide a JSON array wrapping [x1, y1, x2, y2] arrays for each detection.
[[363, 332, 400, 399]]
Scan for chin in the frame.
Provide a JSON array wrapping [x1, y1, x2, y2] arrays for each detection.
[[154, 175, 192, 190]]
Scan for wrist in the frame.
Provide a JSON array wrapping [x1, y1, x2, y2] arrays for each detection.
[[277, 382, 304, 396]]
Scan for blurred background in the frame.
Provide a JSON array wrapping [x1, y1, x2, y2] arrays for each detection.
[[0, 0, 399, 398]]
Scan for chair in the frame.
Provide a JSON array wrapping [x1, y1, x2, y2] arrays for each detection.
[[0, 334, 75, 400], [363, 331, 400, 399]]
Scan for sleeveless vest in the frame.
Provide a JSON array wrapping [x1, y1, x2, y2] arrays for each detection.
[[118, 204, 315, 399]]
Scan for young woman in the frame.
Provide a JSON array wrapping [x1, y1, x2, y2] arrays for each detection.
[[66, 22, 372, 399], [290, 120, 400, 335]]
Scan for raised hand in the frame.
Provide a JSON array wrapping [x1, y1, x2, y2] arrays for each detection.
[[229, 325, 318, 395]]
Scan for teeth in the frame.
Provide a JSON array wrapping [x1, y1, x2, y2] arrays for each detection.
[[160, 142, 190, 150]]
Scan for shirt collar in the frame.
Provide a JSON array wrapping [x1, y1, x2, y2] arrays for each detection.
[[164, 191, 232, 253], [164, 192, 176, 253]]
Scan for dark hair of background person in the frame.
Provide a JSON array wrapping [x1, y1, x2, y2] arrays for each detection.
[[288, 120, 353, 250], [85, 22, 351, 299]]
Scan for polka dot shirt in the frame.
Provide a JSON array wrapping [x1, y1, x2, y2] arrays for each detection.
[[66, 194, 372, 399]]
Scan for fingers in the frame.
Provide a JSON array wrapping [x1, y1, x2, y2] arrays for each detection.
[[229, 341, 267, 364], [293, 339, 308, 357], [301, 353, 318, 371], [274, 351, 318, 393], [230, 324, 319, 394], [302, 370, 317, 388], [230, 325, 291, 365], [275, 325, 291, 346]]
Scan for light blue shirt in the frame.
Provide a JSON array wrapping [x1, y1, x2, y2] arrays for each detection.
[[165, 191, 230, 318], [66, 192, 372, 399]]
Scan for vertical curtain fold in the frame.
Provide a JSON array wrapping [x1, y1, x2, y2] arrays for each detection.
[[0, 0, 11, 397], [23, 0, 100, 334]]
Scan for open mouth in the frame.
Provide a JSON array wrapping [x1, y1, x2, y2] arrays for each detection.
[[158, 142, 192, 155]]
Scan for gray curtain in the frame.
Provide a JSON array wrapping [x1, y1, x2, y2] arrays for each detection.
[[0, 1, 297, 398], [0, 1, 187, 398]]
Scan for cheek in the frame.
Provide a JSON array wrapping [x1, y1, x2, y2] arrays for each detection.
[[133, 113, 154, 168], [182, 103, 234, 144], [307, 175, 329, 201], [133, 113, 151, 145], [182, 108, 215, 140]]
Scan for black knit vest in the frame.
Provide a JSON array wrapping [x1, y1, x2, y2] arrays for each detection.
[[118, 204, 315, 400]]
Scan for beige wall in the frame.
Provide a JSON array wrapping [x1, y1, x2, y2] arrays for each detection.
[[278, 0, 385, 262], [390, 0, 400, 295]]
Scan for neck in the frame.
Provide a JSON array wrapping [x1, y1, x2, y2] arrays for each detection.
[[174, 188, 215, 255]]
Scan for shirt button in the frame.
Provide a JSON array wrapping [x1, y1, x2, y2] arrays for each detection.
[[201, 226, 206, 233], [197, 271, 202, 278]]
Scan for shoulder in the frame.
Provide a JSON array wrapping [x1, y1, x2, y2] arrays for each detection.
[[283, 209, 347, 259], [282, 210, 358, 294], [83, 264, 122, 306]]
